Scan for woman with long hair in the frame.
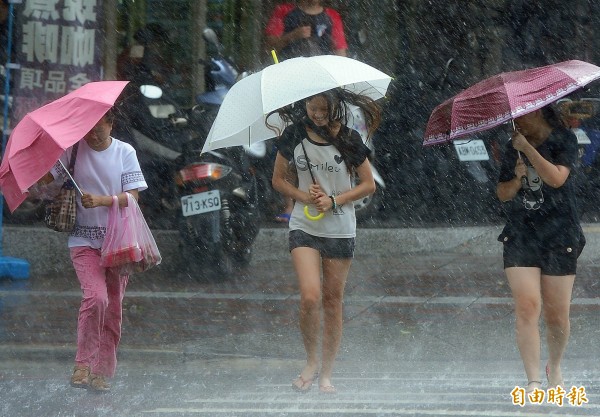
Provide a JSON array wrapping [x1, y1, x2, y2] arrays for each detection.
[[268, 88, 381, 393]]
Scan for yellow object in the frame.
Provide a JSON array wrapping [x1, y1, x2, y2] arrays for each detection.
[[271, 50, 279, 64], [304, 205, 324, 221]]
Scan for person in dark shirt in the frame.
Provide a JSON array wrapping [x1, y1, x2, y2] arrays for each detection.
[[497, 105, 585, 394], [265, 0, 348, 61], [116, 23, 173, 87]]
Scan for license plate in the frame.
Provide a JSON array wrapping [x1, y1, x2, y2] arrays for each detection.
[[453, 139, 489, 161], [181, 190, 221, 217]]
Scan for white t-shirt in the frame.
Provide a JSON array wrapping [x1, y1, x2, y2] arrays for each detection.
[[277, 123, 370, 238], [50, 137, 147, 249]]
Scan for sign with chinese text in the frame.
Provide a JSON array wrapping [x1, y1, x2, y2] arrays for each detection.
[[12, 0, 104, 123]]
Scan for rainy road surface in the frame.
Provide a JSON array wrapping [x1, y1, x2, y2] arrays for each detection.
[[1, 228, 600, 416]]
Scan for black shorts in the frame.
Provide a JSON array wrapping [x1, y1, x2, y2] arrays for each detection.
[[289, 229, 355, 259], [500, 230, 584, 275]]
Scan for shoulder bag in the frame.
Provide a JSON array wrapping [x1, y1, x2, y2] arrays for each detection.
[[44, 143, 79, 232]]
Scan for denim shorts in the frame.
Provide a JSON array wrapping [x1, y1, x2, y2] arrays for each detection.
[[289, 229, 355, 259]]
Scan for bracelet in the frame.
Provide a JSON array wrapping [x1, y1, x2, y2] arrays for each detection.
[[329, 195, 337, 211]]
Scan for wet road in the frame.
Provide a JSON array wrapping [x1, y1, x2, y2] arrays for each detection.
[[1, 240, 600, 416]]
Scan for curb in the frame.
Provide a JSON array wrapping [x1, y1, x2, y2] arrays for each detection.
[[4, 224, 599, 276]]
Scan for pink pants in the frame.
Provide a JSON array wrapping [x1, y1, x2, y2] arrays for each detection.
[[70, 246, 128, 378]]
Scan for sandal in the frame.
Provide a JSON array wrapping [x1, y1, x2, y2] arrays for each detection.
[[69, 365, 90, 388], [88, 373, 111, 393], [292, 371, 318, 393]]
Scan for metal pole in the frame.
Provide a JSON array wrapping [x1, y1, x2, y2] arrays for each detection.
[[1, 0, 17, 155], [0, 0, 18, 257], [0, 0, 28, 279], [191, 0, 207, 104]]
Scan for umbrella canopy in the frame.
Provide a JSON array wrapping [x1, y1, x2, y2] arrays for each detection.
[[0, 80, 129, 212], [201, 55, 392, 153], [423, 60, 600, 146]]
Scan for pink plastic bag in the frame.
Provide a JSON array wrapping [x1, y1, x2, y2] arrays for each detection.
[[100, 194, 162, 275]]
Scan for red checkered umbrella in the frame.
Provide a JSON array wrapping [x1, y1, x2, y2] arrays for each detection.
[[423, 60, 600, 146]]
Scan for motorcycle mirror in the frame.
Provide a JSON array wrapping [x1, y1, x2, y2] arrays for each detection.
[[202, 28, 220, 47], [140, 85, 163, 99]]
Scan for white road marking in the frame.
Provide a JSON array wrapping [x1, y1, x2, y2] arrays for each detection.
[[140, 406, 591, 415]]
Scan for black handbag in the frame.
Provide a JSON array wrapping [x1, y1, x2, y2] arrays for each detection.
[[44, 143, 79, 232]]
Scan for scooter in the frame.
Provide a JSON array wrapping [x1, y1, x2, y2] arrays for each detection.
[[372, 59, 507, 225], [116, 83, 260, 275], [174, 138, 260, 276]]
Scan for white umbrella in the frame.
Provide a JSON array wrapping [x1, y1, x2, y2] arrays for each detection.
[[201, 55, 392, 153]]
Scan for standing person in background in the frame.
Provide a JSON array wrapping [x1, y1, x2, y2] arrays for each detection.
[[265, 0, 348, 222], [117, 23, 173, 87], [269, 88, 381, 393], [496, 105, 585, 394], [38, 110, 147, 392], [265, 0, 348, 59]]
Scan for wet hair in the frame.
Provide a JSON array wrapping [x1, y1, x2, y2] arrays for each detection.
[[266, 88, 382, 171], [541, 105, 566, 129]]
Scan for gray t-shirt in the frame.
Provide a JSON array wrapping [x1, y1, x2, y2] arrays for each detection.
[[277, 123, 370, 238]]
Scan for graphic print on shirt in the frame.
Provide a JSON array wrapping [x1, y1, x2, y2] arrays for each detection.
[[522, 165, 544, 210], [316, 24, 327, 37], [295, 152, 342, 175], [295, 145, 344, 215]]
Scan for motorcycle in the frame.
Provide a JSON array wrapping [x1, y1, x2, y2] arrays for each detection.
[[174, 138, 260, 276], [372, 60, 508, 226], [116, 82, 260, 275]]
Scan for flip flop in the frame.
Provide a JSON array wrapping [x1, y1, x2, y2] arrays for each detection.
[[292, 371, 318, 393]]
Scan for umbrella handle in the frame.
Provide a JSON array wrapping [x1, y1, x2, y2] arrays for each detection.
[[304, 205, 325, 221], [58, 159, 83, 196]]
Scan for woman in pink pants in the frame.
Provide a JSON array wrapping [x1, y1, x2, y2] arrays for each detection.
[[42, 111, 147, 392]]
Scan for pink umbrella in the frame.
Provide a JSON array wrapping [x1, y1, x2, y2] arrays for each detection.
[[423, 60, 600, 146], [0, 80, 129, 212]]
